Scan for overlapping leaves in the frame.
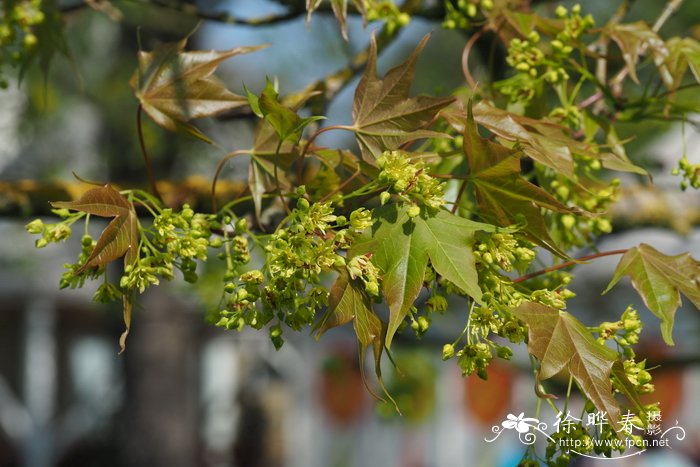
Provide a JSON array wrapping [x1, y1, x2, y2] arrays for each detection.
[[351, 33, 454, 160], [513, 302, 642, 433], [462, 103, 576, 256], [604, 244, 700, 345]]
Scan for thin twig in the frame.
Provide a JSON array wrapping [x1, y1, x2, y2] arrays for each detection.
[[462, 29, 484, 89], [211, 149, 250, 212], [298, 125, 352, 182], [512, 249, 629, 284], [610, 0, 685, 87], [451, 179, 469, 214], [136, 104, 162, 202]]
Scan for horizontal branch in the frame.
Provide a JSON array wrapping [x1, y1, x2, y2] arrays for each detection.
[[0, 178, 246, 217], [62, 0, 446, 26]]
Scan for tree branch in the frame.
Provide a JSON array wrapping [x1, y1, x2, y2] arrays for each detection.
[[512, 249, 629, 284]]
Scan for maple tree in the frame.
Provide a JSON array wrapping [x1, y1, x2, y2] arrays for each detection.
[[8, 0, 700, 464]]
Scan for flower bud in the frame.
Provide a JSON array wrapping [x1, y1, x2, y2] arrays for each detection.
[[25, 219, 44, 234], [442, 344, 455, 360]]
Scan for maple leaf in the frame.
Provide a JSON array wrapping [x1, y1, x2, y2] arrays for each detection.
[[244, 83, 321, 220], [606, 22, 666, 84], [603, 244, 700, 345], [129, 38, 266, 141], [513, 302, 638, 433], [663, 37, 700, 92], [315, 270, 394, 407], [350, 204, 499, 347], [462, 103, 576, 257], [51, 184, 139, 352], [351, 33, 454, 160]]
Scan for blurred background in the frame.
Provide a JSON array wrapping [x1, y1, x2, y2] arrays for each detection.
[[1, 0, 700, 466]]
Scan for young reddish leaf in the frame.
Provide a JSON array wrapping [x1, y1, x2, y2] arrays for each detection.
[[51, 185, 139, 352], [51, 184, 139, 273], [462, 103, 576, 257], [350, 204, 498, 348], [444, 100, 648, 179], [603, 244, 700, 345], [351, 34, 454, 160], [315, 270, 394, 407], [129, 38, 266, 139], [513, 302, 631, 433]]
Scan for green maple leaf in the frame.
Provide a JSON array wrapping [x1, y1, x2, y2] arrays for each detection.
[[462, 102, 576, 257], [351, 33, 454, 160], [51, 184, 139, 352], [603, 244, 700, 345], [244, 84, 322, 220], [350, 204, 498, 348], [129, 38, 266, 141], [513, 302, 640, 433]]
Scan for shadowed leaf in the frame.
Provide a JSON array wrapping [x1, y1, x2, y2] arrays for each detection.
[[129, 38, 266, 140], [462, 102, 576, 257]]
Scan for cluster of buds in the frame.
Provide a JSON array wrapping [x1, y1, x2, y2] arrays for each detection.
[[377, 150, 445, 215], [672, 156, 700, 191], [442, 0, 493, 30], [347, 254, 381, 296]]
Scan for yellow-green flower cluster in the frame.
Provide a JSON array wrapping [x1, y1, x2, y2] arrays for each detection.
[[473, 232, 536, 272], [548, 175, 619, 248], [0, 0, 44, 88], [26, 218, 72, 248], [377, 150, 445, 213], [217, 201, 375, 346], [672, 156, 700, 191], [347, 254, 381, 296], [365, 1, 410, 35], [442, 0, 493, 30], [152, 205, 211, 261]]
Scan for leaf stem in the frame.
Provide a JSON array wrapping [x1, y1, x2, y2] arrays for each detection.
[[298, 124, 353, 182], [512, 249, 629, 284], [211, 149, 251, 212], [136, 105, 163, 202]]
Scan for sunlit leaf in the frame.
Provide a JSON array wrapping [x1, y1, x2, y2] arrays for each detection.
[[51, 184, 139, 352], [513, 302, 635, 433], [129, 38, 266, 140], [350, 204, 498, 347], [51, 184, 138, 273], [603, 244, 700, 345], [351, 33, 454, 160]]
